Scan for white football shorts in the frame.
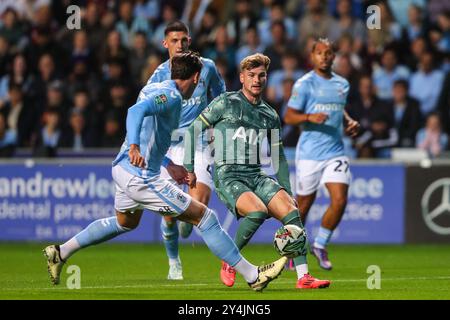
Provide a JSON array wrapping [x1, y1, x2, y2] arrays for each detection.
[[112, 165, 192, 216], [160, 141, 214, 190], [295, 155, 351, 196]]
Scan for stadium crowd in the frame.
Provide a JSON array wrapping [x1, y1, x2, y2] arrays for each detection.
[[0, 0, 449, 159]]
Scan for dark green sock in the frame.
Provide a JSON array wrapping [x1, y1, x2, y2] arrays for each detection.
[[234, 211, 268, 250], [281, 210, 308, 265]]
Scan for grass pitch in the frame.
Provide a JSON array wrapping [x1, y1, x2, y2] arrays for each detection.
[[1, 243, 449, 300]]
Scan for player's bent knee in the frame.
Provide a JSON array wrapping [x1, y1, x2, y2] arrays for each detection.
[[116, 210, 141, 230], [180, 199, 207, 225]]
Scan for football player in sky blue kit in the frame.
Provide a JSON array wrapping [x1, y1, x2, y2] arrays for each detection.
[[284, 39, 359, 270], [148, 21, 226, 280], [43, 52, 286, 291]]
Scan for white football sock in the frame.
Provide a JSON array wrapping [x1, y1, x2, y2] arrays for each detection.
[[59, 237, 81, 261], [296, 263, 309, 279], [234, 258, 258, 283]]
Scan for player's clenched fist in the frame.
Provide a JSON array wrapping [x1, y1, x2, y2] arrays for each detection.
[[129, 144, 145, 168], [167, 163, 189, 185], [307, 112, 328, 124]]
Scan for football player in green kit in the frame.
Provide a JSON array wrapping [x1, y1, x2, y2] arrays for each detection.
[[183, 53, 331, 289]]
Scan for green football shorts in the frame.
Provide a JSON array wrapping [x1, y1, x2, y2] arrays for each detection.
[[214, 164, 283, 218]]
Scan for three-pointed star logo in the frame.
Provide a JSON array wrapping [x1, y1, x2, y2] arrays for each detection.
[[421, 178, 450, 235]]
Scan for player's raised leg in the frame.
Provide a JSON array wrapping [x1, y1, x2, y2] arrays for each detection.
[[44, 209, 142, 285], [220, 191, 269, 287], [311, 182, 348, 270], [267, 189, 330, 289], [180, 181, 212, 238], [179, 197, 286, 292]]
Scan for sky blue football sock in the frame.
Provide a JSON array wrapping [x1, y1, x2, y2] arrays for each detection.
[[197, 208, 242, 267], [160, 218, 179, 261], [73, 216, 131, 249], [314, 226, 333, 249]]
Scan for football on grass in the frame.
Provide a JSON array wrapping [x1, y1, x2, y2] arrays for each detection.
[[273, 224, 307, 258]]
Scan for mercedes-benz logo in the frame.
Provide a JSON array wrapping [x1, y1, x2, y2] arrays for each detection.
[[421, 178, 450, 235]]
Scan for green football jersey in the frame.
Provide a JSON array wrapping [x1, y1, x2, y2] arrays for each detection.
[[197, 90, 283, 168]]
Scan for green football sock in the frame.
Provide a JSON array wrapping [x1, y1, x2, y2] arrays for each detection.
[[281, 210, 308, 265], [234, 211, 268, 250]]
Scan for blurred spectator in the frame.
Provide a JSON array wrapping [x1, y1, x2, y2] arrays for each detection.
[[203, 25, 236, 74], [34, 53, 60, 106], [215, 56, 235, 91], [428, 0, 450, 24], [152, 3, 179, 55], [25, 26, 66, 74], [416, 112, 449, 157], [367, 1, 402, 53], [60, 109, 95, 151], [328, 0, 366, 51], [278, 78, 300, 147], [0, 111, 16, 157], [104, 80, 132, 124], [436, 70, 450, 136], [372, 48, 410, 99], [33, 107, 60, 157], [0, 35, 11, 77], [226, 0, 258, 47], [116, 0, 152, 48], [389, 79, 423, 147], [435, 11, 450, 53], [1, 83, 35, 147], [0, 7, 27, 49], [235, 26, 265, 68], [298, 0, 336, 46], [409, 51, 445, 115], [0, 53, 36, 104], [43, 80, 69, 126], [334, 53, 359, 102], [101, 111, 123, 148], [333, 34, 362, 71], [192, 7, 219, 51], [388, 0, 426, 28], [128, 31, 152, 86], [258, 2, 297, 46], [406, 36, 429, 71], [266, 51, 304, 104], [263, 21, 294, 71], [347, 75, 397, 158], [99, 30, 129, 72], [70, 30, 95, 72], [134, 0, 160, 26], [404, 4, 427, 43], [83, 3, 107, 53]]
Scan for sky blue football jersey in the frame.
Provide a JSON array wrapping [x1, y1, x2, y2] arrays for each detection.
[[112, 80, 183, 178], [287, 71, 350, 161], [148, 57, 226, 142]]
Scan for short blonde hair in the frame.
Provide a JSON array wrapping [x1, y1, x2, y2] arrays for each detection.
[[239, 53, 271, 72]]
